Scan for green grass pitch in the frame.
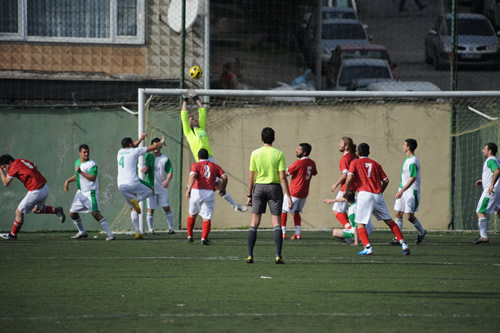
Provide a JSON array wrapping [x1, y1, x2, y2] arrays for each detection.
[[0, 230, 498, 332]]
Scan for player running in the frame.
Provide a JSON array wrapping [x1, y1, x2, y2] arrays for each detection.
[[473, 142, 500, 244], [117, 134, 164, 239], [281, 143, 317, 240], [180, 93, 247, 212], [142, 137, 175, 235], [185, 148, 227, 245], [0, 154, 65, 240], [64, 144, 115, 241], [344, 143, 410, 255]]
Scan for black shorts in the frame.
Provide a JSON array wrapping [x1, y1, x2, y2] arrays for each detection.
[[252, 183, 283, 216]]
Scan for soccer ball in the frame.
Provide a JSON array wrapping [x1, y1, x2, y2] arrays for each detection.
[[190, 66, 203, 80]]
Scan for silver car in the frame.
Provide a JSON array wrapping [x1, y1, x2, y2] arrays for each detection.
[[334, 58, 394, 90], [424, 13, 500, 69]]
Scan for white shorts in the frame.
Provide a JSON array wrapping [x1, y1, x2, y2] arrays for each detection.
[[332, 190, 348, 213], [355, 191, 392, 225], [70, 190, 99, 213], [18, 183, 49, 214], [118, 182, 153, 207], [282, 194, 307, 213], [189, 189, 215, 220], [476, 190, 500, 214], [147, 190, 170, 210], [394, 190, 420, 214]]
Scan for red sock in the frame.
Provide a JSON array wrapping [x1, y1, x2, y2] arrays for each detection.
[[388, 221, 404, 242], [281, 213, 287, 227], [358, 227, 370, 247], [186, 216, 196, 238], [293, 212, 301, 226], [202, 220, 211, 239], [11, 220, 23, 236], [41, 206, 57, 214], [336, 212, 350, 228]]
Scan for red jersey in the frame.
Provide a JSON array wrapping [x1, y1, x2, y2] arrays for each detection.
[[348, 157, 387, 194], [190, 160, 225, 191], [339, 152, 358, 191], [288, 157, 317, 198], [8, 159, 47, 191]]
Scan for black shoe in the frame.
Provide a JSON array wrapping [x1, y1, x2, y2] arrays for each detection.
[[201, 239, 211, 245], [0, 233, 17, 240], [168, 229, 176, 235], [275, 256, 285, 264], [472, 237, 489, 244], [390, 238, 400, 245], [187, 237, 194, 243], [246, 256, 254, 264], [416, 230, 427, 244]]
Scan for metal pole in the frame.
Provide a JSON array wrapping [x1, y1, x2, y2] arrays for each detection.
[[315, 0, 322, 90], [448, 0, 457, 229], [137, 89, 145, 233], [204, 0, 210, 103], [178, 0, 186, 230]]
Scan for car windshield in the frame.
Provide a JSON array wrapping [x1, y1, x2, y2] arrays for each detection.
[[442, 18, 493, 36], [323, 11, 356, 20], [322, 23, 366, 39], [322, 0, 353, 8], [339, 65, 391, 86], [341, 50, 389, 62]]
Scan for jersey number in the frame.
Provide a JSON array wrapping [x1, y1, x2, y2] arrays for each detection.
[[204, 165, 211, 179], [305, 166, 313, 180], [119, 156, 125, 168], [365, 163, 373, 177], [21, 160, 34, 169]]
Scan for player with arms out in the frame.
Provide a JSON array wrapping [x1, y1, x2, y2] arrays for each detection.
[[330, 137, 358, 229], [185, 148, 227, 245], [180, 93, 247, 212], [392, 138, 427, 245], [64, 144, 115, 241], [0, 154, 65, 240], [142, 137, 175, 235], [117, 134, 164, 239], [281, 143, 317, 240], [344, 143, 410, 255], [473, 142, 500, 244]]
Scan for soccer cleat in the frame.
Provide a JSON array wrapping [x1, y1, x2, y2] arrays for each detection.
[[134, 233, 143, 240], [402, 243, 411, 255], [246, 256, 254, 264], [297, 234, 301, 240], [0, 233, 17, 240], [472, 237, 489, 244], [275, 256, 285, 264], [130, 199, 141, 214], [201, 239, 211, 246], [56, 207, 66, 223], [71, 232, 88, 239], [187, 236, 194, 243], [358, 247, 373, 255], [290, 234, 302, 240], [235, 205, 248, 212], [416, 230, 427, 244], [389, 237, 400, 245], [148, 230, 156, 235], [105, 235, 116, 241], [282, 233, 287, 239], [168, 229, 176, 235]]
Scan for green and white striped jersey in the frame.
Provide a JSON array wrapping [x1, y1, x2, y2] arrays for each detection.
[[399, 155, 420, 192], [481, 156, 500, 191], [75, 159, 98, 193]]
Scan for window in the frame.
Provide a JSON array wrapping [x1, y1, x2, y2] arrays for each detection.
[[0, 0, 145, 44]]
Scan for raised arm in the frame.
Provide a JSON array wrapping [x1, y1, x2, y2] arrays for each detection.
[[146, 136, 165, 153], [0, 167, 13, 187], [64, 174, 77, 192]]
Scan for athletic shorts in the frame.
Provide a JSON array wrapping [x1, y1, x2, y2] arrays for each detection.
[[332, 190, 348, 213], [394, 189, 420, 214], [252, 183, 283, 216], [189, 189, 215, 220], [118, 181, 153, 207], [70, 190, 99, 213], [18, 183, 49, 214], [355, 191, 392, 225], [147, 189, 170, 210], [476, 190, 500, 214], [282, 194, 307, 213]]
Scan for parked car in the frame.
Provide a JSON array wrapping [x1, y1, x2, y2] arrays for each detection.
[[322, 7, 357, 20], [366, 81, 441, 91], [325, 44, 397, 88], [424, 13, 500, 69], [322, 0, 359, 16], [332, 58, 393, 90]]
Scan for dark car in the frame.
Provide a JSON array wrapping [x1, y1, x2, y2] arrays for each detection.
[[424, 13, 500, 69]]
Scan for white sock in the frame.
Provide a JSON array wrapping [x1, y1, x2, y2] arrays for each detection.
[[222, 193, 239, 208], [478, 218, 488, 239], [411, 218, 425, 235], [166, 211, 174, 230], [147, 212, 154, 232], [73, 218, 86, 233], [282, 226, 287, 235], [395, 218, 403, 231], [98, 218, 113, 237], [295, 225, 301, 235], [131, 210, 141, 233]]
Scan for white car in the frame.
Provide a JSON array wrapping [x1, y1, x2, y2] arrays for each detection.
[[334, 58, 393, 90]]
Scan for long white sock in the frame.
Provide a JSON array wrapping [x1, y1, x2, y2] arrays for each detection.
[[165, 211, 174, 230], [478, 218, 488, 239], [147, 212, 154, 232], [282, 226, 287, 235], [295, 225, 301, 235], [73, 218, 86, 233], [411, 218, 425, 235], [131, 210, 141, 233], [395, 218, 403, 231], [223, 193, 238, 208], [98, 218, 113, 237]]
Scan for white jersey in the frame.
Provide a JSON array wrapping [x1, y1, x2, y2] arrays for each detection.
[[117, 147, 147, 186], [482, 156, 500, 192], [76, 159, 98, 194], [153, 154, 172, 194], [399, 155, 420, 192]]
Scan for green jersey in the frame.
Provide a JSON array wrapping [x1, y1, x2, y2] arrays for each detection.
[[144, 152, 156, 188], [249, 146, 287, 184], [181, 108, 213, 161], [75, 159, 98, 193]]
